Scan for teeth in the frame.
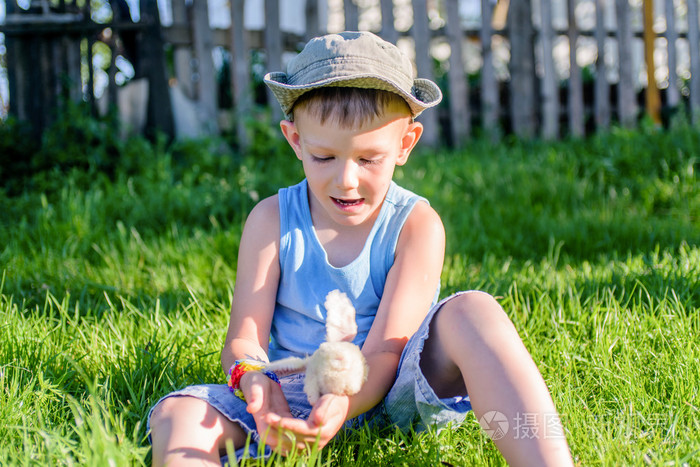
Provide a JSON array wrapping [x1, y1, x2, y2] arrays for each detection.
[[335, 198, 360, 206]]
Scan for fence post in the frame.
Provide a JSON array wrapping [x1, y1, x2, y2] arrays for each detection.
[[172, 0, 195, 99], [41, 35, 59, 126], [664, 0, 680, 110], [65, 34, 82, 104], [616, 0, 637, 127], [4, 0, 16, 118], [688, 0, 700, 125], [5, 34, 23, 124], [539, 0, 559, 139], [508, 0, 537, 138], [595, 0, 611, 129], [230, 0, 251, 147], [100, 11, 118, 113], [345, 0, 360, 31], [85, 0, 96, 116], [192, 0, 219, 133], [643, 0, 662, 124], [139, 0, 175, 140], [306, 0, 322, 41], [480, 0, 500, 139], [445, 0, 470, 147], [412, 0, 440, 146], [265, 0, 284, 123], [568, 0, 585, 136], [380, 0, 399, 45]]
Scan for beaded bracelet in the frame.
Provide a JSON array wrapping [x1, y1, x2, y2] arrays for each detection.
[[227, 360, 281, 401]]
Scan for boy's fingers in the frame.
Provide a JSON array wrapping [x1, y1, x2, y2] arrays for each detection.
[[265, 412, 281, 424], [310, 396, 333, 426], [265, 416, 330, 452], [311, 394, 347, 426], [276, 416, 320, 437], [244, 373, 267, 413]]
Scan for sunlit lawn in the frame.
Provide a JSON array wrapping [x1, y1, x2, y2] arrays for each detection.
[[1, 118, 699, 465]]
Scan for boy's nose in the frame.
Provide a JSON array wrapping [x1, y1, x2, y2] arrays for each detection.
[[336, 160, 360, 189]]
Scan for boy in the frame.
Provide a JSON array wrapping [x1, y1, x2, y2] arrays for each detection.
[[149, 31, 573, 466]]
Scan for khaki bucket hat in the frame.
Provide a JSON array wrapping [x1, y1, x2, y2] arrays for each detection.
[[264, 31, 442, 118]]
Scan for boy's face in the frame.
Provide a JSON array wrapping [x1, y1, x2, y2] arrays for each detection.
[[280, 107, 423, 229]]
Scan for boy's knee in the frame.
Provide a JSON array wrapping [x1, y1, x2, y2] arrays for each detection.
[[444, 291, 504, 316], [150, 395, 203, 427], [438, 292, 514, 333], [150, 396, 179, 428]]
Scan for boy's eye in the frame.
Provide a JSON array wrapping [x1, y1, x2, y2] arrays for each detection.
[[360, 157, 381, 166], [311, 155, 333, 163]]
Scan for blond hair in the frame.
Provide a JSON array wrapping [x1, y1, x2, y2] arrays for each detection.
[[290, 87, 412, 128]]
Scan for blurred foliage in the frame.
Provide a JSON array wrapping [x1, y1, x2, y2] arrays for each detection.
[[0, 116, 39, 195], [0, 102, 302, 237], [1, 104, 697, 264], [1, 102, 124, 195]]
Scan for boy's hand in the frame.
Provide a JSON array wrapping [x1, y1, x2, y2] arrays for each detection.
[[239, 371, 294, 448], [265, 394, 350, 454]]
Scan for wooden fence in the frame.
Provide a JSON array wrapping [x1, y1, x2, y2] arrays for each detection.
[[1, 0, 700, 147]]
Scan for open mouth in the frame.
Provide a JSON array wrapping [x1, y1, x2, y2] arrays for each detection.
[[332, 197, 364, 207]]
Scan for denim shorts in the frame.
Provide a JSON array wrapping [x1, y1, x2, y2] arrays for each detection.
[[148, 292, 473, 462]]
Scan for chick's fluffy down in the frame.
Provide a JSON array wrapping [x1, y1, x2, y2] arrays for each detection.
[[304, 341, 369, 404]]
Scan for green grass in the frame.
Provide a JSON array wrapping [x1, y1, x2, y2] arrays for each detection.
[[1, 118, 699, 465]]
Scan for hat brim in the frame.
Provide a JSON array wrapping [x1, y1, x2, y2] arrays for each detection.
[[264, 72, 442, 118]]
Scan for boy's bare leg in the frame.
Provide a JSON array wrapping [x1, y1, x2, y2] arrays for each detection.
[[420, 292, 573, 466], [150, 396, 247, 466]]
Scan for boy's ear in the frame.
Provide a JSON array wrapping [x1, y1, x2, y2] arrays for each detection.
[[396, 121, 423, 166], [280, 120, 303, 160]]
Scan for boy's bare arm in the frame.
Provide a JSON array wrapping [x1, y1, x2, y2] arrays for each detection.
[[221, 195, 281, 372], [349, 201, 446, 418]]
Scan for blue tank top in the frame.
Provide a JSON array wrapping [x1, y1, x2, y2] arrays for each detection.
[[269, 179, 427, 360]]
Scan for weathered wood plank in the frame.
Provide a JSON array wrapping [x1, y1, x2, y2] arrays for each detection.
[[643, 0, 661, 124], [106, 30, 118, 110], [171, 0, 195, 99], [508, 0, 536, 138], [540, 0, 559, 139], [40, 38, 55, 128], [595, 0, 611, 129], [65, 35, 82, 103], [616, 0, 637, 127], [568, 0, 585, 136], [344, 0, 360, 31], [25, 37, 39, 125], [87, 32, 96, 114], [306, 0, 321, 41], [687, 0, 700, 124], [445, 0, 469, 146], [192, 0, 219, 133], [411, 0, 439, 146], [5, 25, 20, 120], [380, 0, 399, 44], [265, 0, 284, 122], [82, 0, 94, 114], [664, 0, 680, 109], [162, 27, 301, 51], [2, 0, 17, 122], [230, 0, 251, 147], [139, 0, 175, 139], [480, 0, 499, 137]]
